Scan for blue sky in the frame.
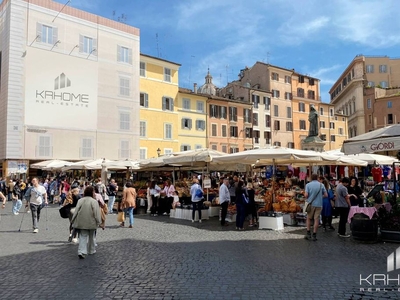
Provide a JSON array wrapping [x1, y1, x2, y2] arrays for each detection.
[[60, 0, 400, 102]]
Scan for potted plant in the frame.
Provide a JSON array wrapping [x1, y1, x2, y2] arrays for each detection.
[[377, 203, 400, 242]]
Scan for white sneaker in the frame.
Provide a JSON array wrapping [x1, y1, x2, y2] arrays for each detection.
[[192, 220, 195, 223], [72, 238, 79, 244], [163, 212, 168, 216], [13, 212, 19, 215], [33, 228, 39, 233], [27, 210, 31, 213], [199, 220, 202, 223]]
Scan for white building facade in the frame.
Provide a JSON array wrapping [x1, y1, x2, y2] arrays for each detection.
[[0, 0, 140, 176]]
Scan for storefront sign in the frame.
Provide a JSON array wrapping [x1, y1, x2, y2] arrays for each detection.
[[7, 160, 28, 175], [203, 178, 211, 188]]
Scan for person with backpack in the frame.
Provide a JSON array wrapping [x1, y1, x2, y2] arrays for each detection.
[[190, 177, 204, 223], [11, 180, 23, 215]]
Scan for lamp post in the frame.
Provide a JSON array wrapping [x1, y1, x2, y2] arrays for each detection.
[[156, 148, 161, 157]]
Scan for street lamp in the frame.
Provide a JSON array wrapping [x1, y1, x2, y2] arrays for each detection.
[[156, 148, 161, 157]]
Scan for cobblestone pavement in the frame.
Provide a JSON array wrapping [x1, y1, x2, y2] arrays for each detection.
[[0, 204, 399, 299]]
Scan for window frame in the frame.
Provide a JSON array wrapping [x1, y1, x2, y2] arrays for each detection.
[[183, 98, 191, 110], [140, 92, 149, 108], [140, 61, 146, 77], [81, 137, 93, 158], [140, 121, 146, 137], [164, 67, 172, 82], [119, 76, 130, 97], [119, 111, 130, 130], [164, 123, 172, 139]]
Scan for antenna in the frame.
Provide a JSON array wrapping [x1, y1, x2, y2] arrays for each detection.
[[266, 52, 270, 64], [156, 33, 160, 58], [52, 0, 70, 23], [226, 65, 229, 84]]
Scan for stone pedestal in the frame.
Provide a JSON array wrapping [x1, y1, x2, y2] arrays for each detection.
[[301, 136, 325, 152]]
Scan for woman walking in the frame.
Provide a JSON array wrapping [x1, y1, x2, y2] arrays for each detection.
[[320, 177, 335, 231], [235, 180, 248, 230], [120, 181, 136, 228], [94, 185, 107, 230], [71, 186, 101, 259]]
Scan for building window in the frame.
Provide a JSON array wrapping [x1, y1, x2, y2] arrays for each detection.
[[284, 75, 291, 84], [38, 136, 51, 157], [139, 148, 147, 160], [162, 97, 174, 111], [164, 123, 172, 139], [367, 81, 375, 87], [284, 92, 292, 100], [330, 108, 334, 116], [37, 23, 57, 44], [211, 124, 217, 136], [338, 128, 344, 135], [264, 97, 271, 110], [117, 45, 132, 64], [320, 121, 325, 128], [265, 115, 271, 127], [119, 112, 130, 130], [274, 120, 280, 131], [196, 101, 204, 113], [181, 118, 192, 129], [253, 113, 258, 126], [379, 65, 387, 73], [220, 106, 227, 119], [353, 101, 356, 113], [140, 93, 148, 107], [319, 107, 324, 115], [299, 120, 306, 130], [299, 75, 305, 83], [196, 120, 205, 131], [274, 105, 279, 117], [211, 144, 217, 150], [307, 90, 315, 100], [274, 141, 281, 147], [253, 130, 260, 144], [299, 102, 305, 112], [380, 81, 388, 88], [140, 121, 146, 137], [164, 148, 173, 155], [244, 108, 252, 123], [330, 135, 336, 142], [330, 122, 335, 129], [80, 138, 93, 158], [271, 72, 279, 81], [140, 61, 146, 77], [119, 77, 130, 97], [272, 90, 280, 98], [388, 114, 393, 124], [222, 125, 227, 137], [120, 140, 130, 159], [245, 127, 252, 138], [367, 99, 372, 109], [366, 65, 374, 73], [230, 126, 238, 137], [252, 94, 260, 108], [209, 104, 217, 117], [286, 107, 291, 118], [164, 68, 171, 82], [229, 107, 237, 121], [183, 98, 191, 110], [230, 147, 239, 154], [286, 122, 293, 131], [388, 101, 392, 108], [180, 145, 191, 151], [320, 134, 326, 141], [222, 145, 227, 153], [287, 142, 294, 148], [79, 35, 96, 54], [297, 88, 305, 98]]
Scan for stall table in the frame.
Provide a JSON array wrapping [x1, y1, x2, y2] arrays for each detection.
[[170, 208, 209, 221]]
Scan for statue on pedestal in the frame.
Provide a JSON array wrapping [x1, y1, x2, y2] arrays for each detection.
[[308, 104, 318, 137]]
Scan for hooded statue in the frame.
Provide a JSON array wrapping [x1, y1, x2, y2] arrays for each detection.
[[308, 105, 318, 137]]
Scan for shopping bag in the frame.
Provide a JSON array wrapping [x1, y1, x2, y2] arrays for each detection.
[[117, 211, 125, 222]]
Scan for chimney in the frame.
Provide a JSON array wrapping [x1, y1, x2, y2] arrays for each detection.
[[194, 83, 198, 93]]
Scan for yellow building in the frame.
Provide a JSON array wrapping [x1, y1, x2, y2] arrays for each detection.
[[176, 88, 208, 151], [139, 54, 181, 158]]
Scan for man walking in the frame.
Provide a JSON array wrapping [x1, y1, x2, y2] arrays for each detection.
[[107, 179, 118, 214], [219, 177, 230, 226], [335, 177, 351, 238], [304, 173, 327, 241], [28, 177, 48, 233]]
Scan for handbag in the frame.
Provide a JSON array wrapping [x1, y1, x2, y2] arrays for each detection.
[[59, 205, 71, 219], [305, 184, 322, 213], [102, 203, 108, 215], [117, 211, 125, 222]]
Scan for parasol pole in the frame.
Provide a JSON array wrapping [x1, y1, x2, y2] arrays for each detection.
[[272, 158, 276, 202]]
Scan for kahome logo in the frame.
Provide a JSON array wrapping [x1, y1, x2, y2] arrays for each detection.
[[359, 247, 400, 292], [35, 73, 89, 106]]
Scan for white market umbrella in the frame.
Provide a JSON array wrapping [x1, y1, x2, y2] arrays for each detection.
[[62, 158, 114, 171], [30, 159, 73, 170], [104, 159, 140, 170], [163, 148, 227, 166], [342, 124, 400, 154], [325, 149, 398, 165]]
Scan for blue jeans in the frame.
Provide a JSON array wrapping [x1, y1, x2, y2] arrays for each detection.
[[12, 199, 22, 214], [108, 196, 116, 213], [236, 203, 246, 229], [125, 207, 134, 226]]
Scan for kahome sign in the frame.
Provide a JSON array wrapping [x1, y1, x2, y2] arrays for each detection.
[[359, 247, 400, 292]]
